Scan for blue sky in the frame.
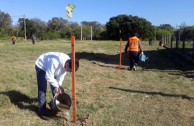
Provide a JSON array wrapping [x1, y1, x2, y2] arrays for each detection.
[[0, 0, 194, 27]]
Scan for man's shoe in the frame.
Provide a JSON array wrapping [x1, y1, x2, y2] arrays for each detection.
[[128, 67, 132, 71], [38, 112, 51, 120], [132, 66, 137, 71]]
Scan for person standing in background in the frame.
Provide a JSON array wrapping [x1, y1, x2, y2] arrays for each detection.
[[31, 34, 36, 45], [11, 35, 16, 45]]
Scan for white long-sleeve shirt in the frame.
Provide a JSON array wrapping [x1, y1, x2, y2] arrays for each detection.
[[35, 52, 70, 88]]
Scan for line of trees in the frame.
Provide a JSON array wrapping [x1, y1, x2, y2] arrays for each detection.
[[0, 10, 194, 42]]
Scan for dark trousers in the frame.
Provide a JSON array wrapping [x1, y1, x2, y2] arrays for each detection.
[[35, 65, 55, 114], [32, 39, 35, 45], [128, 51, 140, 69], [12, 40, 15, 45]]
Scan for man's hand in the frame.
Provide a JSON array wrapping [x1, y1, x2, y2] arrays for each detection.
[[56, 86, 64, 94]]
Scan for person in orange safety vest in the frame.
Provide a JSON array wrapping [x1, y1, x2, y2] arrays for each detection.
[[11, 35, 17, 45], [125, 33, 143, 71]]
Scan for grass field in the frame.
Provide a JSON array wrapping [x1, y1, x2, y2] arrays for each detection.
[[0, 39, 194, 126]]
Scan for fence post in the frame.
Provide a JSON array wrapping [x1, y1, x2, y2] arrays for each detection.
[[170, 35, 173, 48], [175, 31, 179, 49], [193, 36, 194, 59]]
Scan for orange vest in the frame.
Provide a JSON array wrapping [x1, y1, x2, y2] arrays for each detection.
[[128, 37, 139, 52], [11, 36, 16, 41]]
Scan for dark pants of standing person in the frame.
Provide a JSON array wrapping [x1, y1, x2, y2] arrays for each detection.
[[12, 40, 15, 45], [32, 39, 35, 44], [35, 65, 55, 115], [128, 51, 140, 70]]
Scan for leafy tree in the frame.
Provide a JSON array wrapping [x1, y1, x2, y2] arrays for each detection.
[[44, 31, 60, 40], [18, 18, 34, 39], [81, 21, 105, 40], [106, 14, 154, 40], [60, 27, 70, 39], [156, 29, 171, 40], [0, 10, 12, 37], [18, 18, 48, 40], [47, 17, 68, 31], [30, 18, 47, 40], [0, 10, 12, 28], [67, 22, 79, 38], [158, 24, 174, 31], [180, 26, 194, 41], [155, 24, 176, 42]]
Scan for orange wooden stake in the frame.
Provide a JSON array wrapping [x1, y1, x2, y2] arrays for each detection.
[[118, 38, 122, 69], [71, 35, 76, 123]]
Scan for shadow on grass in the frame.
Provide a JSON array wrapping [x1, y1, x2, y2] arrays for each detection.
[[109, 86, 194, 101], [0, 90, 37, 112], [75, 48, 194, 79], [91, 61, 127, 70]]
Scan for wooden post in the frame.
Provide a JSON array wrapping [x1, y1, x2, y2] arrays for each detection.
[[71, 35, 76, 123], [193, 36, 194, 59], [176, 31, 179, 49]]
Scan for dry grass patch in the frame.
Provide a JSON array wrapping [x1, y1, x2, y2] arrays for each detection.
[[0, 40, 194, 126]]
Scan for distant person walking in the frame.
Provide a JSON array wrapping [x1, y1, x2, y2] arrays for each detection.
[[125, 33, 143, 71], [31, 34, 36, 45], [35, 52, 79, 120], [11, 35, 16, 45]]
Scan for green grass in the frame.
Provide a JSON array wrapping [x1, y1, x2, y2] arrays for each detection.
[[0, 39, 194, 126]]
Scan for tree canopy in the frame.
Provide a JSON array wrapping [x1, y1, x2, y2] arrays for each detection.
[[0, 10, 12, 38], [105, 14, 155, 40], [0, 10, 12, 28]]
